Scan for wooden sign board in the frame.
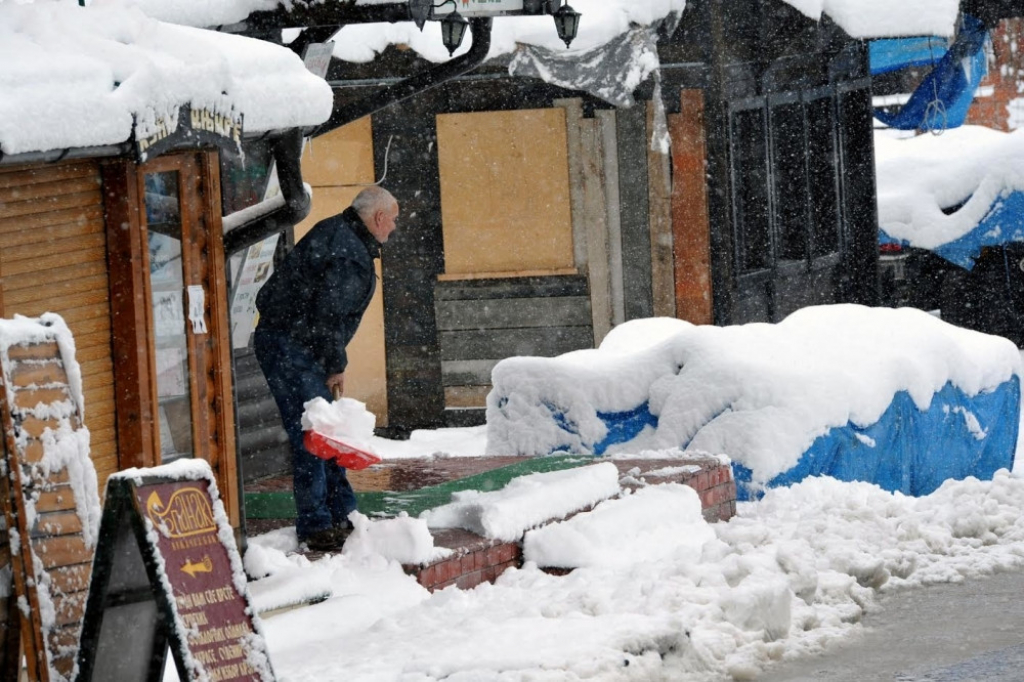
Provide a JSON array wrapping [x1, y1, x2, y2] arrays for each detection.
[[77, 469, 274, 682], [0, 315, 103, 682]]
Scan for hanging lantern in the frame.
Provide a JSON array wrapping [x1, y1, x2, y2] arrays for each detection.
[[441, 9, 469, 56], [552, 3, 581, 48]]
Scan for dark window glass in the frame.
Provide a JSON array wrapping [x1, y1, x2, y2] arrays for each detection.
[[731, 108, 772, 272], [838, 88, 876, 236], [770, 102, 809, 262], [806, 96, 841, 258]]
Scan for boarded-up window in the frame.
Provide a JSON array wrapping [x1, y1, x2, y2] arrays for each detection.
[[436, 109, 574, 276]]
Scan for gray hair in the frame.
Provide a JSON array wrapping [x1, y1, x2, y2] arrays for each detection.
[[352, 186, 397, 221]]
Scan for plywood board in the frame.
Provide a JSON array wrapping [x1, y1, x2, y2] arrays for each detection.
[[436, 109, 575, 275]]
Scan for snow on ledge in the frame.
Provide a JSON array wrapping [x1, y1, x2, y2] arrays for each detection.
[[420, 462, 622, 542], [523, 483, 715, 569]]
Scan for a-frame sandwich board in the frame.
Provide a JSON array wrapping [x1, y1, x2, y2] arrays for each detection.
[[76, 465, 274, 682]]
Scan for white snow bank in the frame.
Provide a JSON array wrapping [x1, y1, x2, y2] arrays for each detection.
[[302, 397, 377, 453], [523, 483, 715, 569], [343, 511, 451, 565], [0, 1, 332, 155], [876, 126, 1024, 249], [487, 305, 1022, 484], [243, 470, 1024, 681], [421, 462, 621, 541], [784, 0, 960, 38]]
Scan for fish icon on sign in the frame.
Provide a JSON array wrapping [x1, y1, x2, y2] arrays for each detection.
[[182, 556, 213, 577]]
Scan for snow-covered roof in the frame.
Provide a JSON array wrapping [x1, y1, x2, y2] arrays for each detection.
[[875, 126, 1024, 250], [785, 0, 961, 39], [331, 1, 686, 64], [329, 0, 961, 64], [0, 1, 332, 157]]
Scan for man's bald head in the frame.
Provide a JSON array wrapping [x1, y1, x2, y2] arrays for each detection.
[[352, 186, 399, 244]]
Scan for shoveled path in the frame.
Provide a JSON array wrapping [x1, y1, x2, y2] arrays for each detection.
[[757, 568, 1024, 681]]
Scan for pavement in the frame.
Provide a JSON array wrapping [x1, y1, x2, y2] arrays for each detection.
[[757, 568, 1024, 681]]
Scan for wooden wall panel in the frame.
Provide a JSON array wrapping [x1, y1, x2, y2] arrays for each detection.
[[434, 275, 592, 419], [670, 90, 714, 325], [0, 161, 119, 492]]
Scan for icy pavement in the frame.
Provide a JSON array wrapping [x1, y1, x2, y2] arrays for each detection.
[[757, 568, 1024, 681]]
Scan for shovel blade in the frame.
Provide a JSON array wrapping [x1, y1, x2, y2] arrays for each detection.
[[303, 430, 381, 470]]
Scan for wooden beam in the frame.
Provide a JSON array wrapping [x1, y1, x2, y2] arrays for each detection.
[[669, 90, 714, 325], [102, 159, 157, 470]]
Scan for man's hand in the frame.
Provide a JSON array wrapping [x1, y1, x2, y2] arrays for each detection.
[[327, 372, 345, 400]]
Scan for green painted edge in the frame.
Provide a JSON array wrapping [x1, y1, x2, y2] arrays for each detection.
[[243, 454, 592, 520]]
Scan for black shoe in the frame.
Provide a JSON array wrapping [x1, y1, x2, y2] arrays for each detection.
[[300, 527, 346, 552], [332, 521, 354, 545]]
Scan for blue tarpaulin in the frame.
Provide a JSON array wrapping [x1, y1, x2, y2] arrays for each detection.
[[880, 190, 1024, 270], [547, 376, 1019, 502], [874, 15, 988, 132], [870, 36, 947, 75], [732, 377, 1020, 501]]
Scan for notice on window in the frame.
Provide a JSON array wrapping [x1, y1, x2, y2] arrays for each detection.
[[231, 234, 278, 350], [154, 289, 185, 338]]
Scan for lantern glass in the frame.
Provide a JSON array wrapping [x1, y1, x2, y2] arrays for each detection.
[[441, 11, 469, 55], [553, 4, 580, 48]]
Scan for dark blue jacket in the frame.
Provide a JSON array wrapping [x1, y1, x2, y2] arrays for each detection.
[[255, 207, 379, 375]]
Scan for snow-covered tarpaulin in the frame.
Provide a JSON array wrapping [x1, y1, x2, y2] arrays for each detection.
[[877, 126, 1024, 270], [0, 0, 333, 156], [486, 305, 1021, 500]]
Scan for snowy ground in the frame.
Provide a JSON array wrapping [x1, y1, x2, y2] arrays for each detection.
[[208, 353, 1024, 682]]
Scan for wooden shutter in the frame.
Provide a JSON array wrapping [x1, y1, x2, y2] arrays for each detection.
[[0, 161, 119, 489]]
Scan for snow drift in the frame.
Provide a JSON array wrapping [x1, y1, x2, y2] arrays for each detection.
[[486, 304, 1021, 499]]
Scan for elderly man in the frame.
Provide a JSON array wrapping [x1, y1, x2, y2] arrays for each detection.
[[254, 186, 398, 551]]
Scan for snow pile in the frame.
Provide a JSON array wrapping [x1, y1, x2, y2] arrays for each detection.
[[523, 483, 715, 569], [876, 125, 1024, 249], [487, 305, 1022, 486], [783, 0, 959, 38], [242, 470, 1024, 680], [244, 528, 335, 613], [421, 462, 621, 541], [369, 423, 488, 459], [301, 397, 377, 453], [343, 511, 451, 565], [0, 0, 332, 155]]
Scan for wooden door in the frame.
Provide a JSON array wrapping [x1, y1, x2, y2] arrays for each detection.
[[104, 152, 238, 525]]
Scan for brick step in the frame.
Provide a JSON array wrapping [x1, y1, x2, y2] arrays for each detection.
[[402, 458, 735, 592]]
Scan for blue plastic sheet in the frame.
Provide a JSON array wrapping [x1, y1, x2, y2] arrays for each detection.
[[874, 15, 988, 132], [880, 190, 1024, 271], [733, 377, 1020, 501], [546, 377, 1019, 501], [870, 36, 947, 75]]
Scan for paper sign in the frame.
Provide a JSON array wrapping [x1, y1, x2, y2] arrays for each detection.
[[188, 285, 208, 334]]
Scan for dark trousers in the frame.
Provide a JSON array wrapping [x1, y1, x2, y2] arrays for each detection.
[[253, 327, 357, 540]]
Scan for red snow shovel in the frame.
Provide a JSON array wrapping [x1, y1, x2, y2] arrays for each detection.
[[302, 387, 382, 471]]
